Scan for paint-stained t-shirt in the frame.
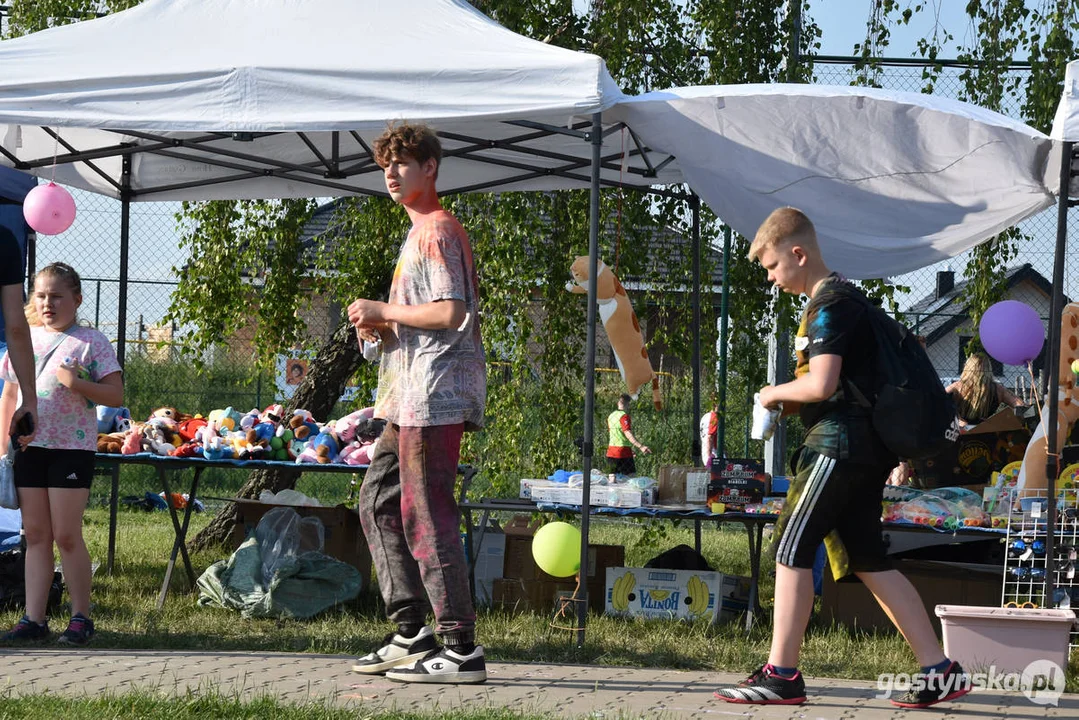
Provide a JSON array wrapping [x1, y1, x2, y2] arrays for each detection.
[[374, 210, 486, 430]]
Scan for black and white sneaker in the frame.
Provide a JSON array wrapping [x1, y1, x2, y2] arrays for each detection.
[[351, 626, 439, 674], [890, 661, 972, 708], [713, 663, 807, 705], [385, 645, 487, 684]]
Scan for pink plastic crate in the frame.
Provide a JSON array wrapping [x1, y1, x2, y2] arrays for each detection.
[[936, 605, 1075, 674]]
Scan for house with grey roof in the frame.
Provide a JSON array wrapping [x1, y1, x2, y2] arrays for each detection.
[[906, 264, 1058, 398]]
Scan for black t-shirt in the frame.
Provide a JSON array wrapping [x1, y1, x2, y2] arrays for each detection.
[[794, 274, 886, 461], [0, 225, 24, 287]]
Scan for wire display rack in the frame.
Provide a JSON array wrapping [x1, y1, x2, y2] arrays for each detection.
[[1003, 488, 1079, 650]]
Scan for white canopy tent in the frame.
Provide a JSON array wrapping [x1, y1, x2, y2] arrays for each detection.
[[0, 0, 1063, 278], [0, 0, 1075, 633], [610, 84, 1058, 278]]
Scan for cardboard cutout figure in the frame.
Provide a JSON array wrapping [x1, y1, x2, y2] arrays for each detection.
[[567, 256, 661, 410], [1017, 302, 1079, 495]]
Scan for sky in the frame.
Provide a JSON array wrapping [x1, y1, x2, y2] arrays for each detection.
[[812, 0, 971, 57]]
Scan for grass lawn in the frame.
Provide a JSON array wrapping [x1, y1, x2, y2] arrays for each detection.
[[0, 690, 567, 720], [1, 488, 1076, 717]]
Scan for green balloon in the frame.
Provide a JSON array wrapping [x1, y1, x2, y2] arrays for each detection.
[[532, 522, 581, 578]]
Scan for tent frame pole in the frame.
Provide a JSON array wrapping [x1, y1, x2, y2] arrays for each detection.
[[576, 112, 603, 647], [1044, 140, 1075, 606], [717, 225, 732, 456], [116, 155, 132, 368], [691, 194, 702, 463]]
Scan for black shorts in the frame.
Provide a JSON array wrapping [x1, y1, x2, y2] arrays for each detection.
[[769, 446, 892, 576], [607, 455, 636, 476], [14, 447, 95, 490]]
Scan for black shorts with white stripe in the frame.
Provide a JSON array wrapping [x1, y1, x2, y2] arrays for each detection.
[[769, 445, 893, 572], [14, 446, 95, 490]]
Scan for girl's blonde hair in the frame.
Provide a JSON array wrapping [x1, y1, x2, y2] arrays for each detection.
[[25, 262, 82, 327], [957, 352, 996, 421]]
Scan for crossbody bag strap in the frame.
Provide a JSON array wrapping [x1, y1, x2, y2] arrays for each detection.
[[34, 332, 69, 379]]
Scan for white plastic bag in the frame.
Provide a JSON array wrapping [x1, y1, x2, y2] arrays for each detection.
[[254, 506, 325, 587], [258, 488, 321, 507]]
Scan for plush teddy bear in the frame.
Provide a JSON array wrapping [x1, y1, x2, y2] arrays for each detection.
[[171, 441, 203, 458], [247, 404, 283, 444], [239, 408, 262, 432], [177, 416, 207, 443], [97, 432, 127, 454], [310, 426, 341, 464], [567, 256, 661, 410], [289, 409, 320, 440], [202, 429, 230, 461], [141, 424, 175, 456], [150, 406, 192, 424], [207, 407, 243, 433], [338, 441, 370, 465], [121, 425, 144, 455]]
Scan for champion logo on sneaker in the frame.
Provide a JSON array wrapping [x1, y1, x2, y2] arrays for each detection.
[[714, 664, 807, 705], [385, 645, 487, 684], [351, 626, 438, 674]]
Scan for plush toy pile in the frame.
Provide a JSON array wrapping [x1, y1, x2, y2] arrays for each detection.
[[96, 404, 386, 465]]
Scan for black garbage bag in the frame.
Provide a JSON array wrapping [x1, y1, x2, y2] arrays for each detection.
[[644, 544, 714, 571]]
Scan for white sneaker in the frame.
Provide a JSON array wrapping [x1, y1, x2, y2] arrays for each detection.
[[351, 627, 438, 674], [385, 645, 487, 684]]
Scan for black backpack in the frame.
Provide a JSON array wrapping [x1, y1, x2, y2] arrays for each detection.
[[829, 285, 960, 460]]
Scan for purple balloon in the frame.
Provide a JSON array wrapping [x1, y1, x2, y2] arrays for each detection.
[[979, 300, 1045, 366]]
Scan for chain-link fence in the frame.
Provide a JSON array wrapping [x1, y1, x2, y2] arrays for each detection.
[[4, 43, 1073, 495], [814, 60, 1076, 396]]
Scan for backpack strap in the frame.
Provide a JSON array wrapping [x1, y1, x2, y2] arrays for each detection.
[[815, 282, 878, 410]]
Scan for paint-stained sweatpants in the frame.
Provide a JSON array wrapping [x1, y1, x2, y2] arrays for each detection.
[[358, 422, 476, 646]]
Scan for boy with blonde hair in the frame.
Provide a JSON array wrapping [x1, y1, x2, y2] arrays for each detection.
[[713, 207, 969, 709]]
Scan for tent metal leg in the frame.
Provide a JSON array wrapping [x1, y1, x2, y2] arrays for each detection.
[[691, 194, 701, 464], [116, 156, 132, 367], [717, 226, 731, 456], [576, 112, 603, 647], [1044, 140, 1075, 606]]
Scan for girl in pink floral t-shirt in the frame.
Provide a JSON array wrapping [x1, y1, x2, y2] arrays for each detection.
[[0, 263, 123, 646]]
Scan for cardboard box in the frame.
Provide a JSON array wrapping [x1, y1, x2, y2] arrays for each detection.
[[492, 576, 607, 614], [717, 574, 753, 623], [519, 478, 552, 499], [820, 559, 1003, 636], [530, 484, 588, 505], [529, 483, 652, 508], [503, 533, 625, 584], [657, 465, 710, 505], [230, 500, 372, 590], [911, 409, 1030, 489], [604, 567, 750, 624], [708, 458, 770, 507]]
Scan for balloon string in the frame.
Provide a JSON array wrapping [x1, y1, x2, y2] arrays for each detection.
[[547, 574, 585, 632], [50, 128, 59, 183], [1028, 361, 1044, 428]]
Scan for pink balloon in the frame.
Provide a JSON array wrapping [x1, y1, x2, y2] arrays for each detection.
[[23, 182, 76, 235]]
